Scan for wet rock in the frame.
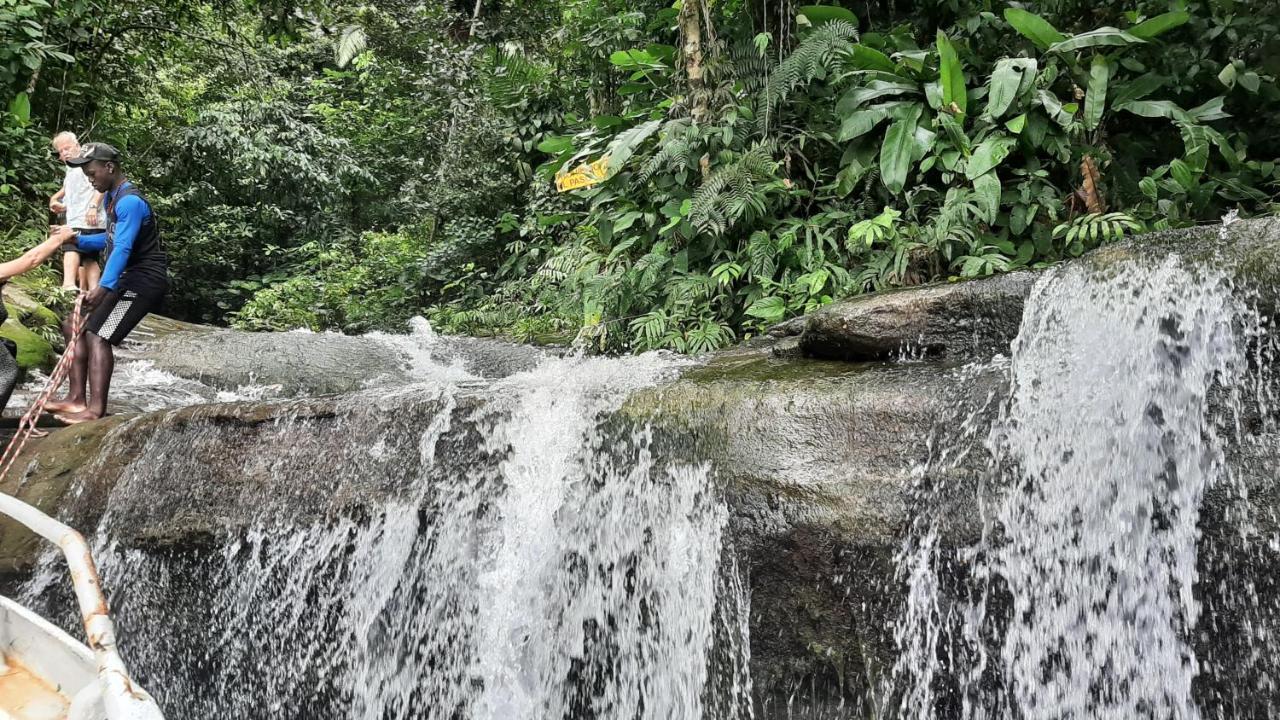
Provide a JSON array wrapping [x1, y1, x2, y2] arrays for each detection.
[[625, 348, 1006, 713], [120, 326, 411, 395], [766, 315, 807, 339], [122, 319, 552, 394], [0, 282, 61, 371], [795, 217, 1280, 366], [799, 271, 1038, 362], [422, 335, 554, 378], [0, 416, 129, 573], [0, 389, 497, 566]]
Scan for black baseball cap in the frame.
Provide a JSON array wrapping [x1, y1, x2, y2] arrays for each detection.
[[66, 142, 121, 167]]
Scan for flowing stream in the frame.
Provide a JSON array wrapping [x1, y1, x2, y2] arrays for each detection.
[[22, 339, 752, 719], [14, 237, 1280, 718]]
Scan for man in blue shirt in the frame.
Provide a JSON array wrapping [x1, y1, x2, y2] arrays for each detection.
[[46, 143, 169, 424]]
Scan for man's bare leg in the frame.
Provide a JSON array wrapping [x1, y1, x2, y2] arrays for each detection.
[[45, 315, 89, 414], [55, 333, 110, 424], [84, 261, 101, 291], [61, 250, 80, 290]]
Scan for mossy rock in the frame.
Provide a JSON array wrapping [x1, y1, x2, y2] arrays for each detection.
[[18, 302, 60, 330], [0, 303, 55, 371]]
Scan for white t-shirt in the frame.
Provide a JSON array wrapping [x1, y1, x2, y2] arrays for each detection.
[[62, 165, 105, 230]]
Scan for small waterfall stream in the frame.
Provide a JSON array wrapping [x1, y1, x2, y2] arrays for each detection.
[[22, 346, 752, 719], [13, 229, 1280, 719], [886, 253, 1278, 719]]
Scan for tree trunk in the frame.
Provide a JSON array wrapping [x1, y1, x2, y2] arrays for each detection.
[[679, 0, 709, 124], [469, 0, 484, 38]]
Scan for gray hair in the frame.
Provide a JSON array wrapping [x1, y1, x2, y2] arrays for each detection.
[[50, 131, 78, 148]]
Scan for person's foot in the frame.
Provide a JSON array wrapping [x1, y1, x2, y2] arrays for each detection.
[[43, 398, 86, 414], [54, 408, 101, 425]]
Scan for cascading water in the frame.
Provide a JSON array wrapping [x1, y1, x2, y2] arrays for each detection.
[[887, 253, 1277, 719], [21, 337, 752, 719], [19, 228, 1280, 720]]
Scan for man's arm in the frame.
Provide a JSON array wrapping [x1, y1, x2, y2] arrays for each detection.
[[49, 188, 66, 213], [98, 195, 147, 292], [76, 231, 107, 253]]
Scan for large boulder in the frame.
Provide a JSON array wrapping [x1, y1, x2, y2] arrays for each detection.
[[622, 346, 1006, 713], [120, 319, 552, 396], [797, 217, 1280, 364]]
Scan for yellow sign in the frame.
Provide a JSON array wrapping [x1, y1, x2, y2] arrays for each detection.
[[555, 156, 611, 192]]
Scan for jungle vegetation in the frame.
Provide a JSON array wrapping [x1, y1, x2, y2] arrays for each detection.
[[3, 0, 1278, 351]]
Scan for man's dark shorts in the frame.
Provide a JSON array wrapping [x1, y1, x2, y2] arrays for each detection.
[[84, 287, 164, 346], [62, 229, 105, 265]]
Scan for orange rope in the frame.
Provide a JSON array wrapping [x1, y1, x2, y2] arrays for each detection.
[[0, 293, 85, 481]]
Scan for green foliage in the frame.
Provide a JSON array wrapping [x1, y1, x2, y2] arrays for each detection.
[[233, 230, 430, 332], [1052, 212, 1141, 255], [1003, 8, 1066, 50], [0, 0, 1276, 356], [472, 0, 1279, 353]]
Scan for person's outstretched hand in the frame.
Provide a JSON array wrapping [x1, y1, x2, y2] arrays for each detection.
[[48, 225, 76, 245], [82, 285, 114, 311]]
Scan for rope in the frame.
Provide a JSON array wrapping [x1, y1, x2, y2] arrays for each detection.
[[0, 293, 85, 482]]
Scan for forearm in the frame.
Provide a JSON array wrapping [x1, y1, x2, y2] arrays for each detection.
[[0, 237, 64, 281], [76, 231, 107, 252]]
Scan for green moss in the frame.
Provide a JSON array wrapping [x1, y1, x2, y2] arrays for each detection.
[[0, 303, 55, 370], [19, 303, 60, 329]]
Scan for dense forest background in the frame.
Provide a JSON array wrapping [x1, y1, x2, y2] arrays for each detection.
[[2, 0, 1278, 351]]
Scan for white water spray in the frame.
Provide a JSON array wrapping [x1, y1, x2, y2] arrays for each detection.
[[890, 255, 1257, 719], [39, 347, 750, 719]]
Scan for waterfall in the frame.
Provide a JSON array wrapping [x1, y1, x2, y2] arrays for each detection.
[[887, 254, 1275, 719], [25, 348, 751, 719]]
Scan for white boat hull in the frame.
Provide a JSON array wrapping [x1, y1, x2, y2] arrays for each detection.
[[0, 596, 100, 720]]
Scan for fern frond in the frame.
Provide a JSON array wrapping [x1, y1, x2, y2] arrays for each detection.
[[488, 45, 551, 109], [759, 20, 859, 132], [1052, 212, 1142, 249], [726, 38, 775, 95], [335, 25, 366, 67], [690, 144, 779, 236], [860, 168, 881, 216], [336, 26, 368, 68], [639, 123, 695, 184]]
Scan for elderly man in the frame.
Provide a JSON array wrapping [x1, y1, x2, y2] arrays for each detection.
[[45, 143, 169, 424], [48, 131, 106, 291]]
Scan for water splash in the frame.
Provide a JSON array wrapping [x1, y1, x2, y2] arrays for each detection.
[[1220, 209, 1240, 241], [363, 317, 474, 385], [34, 351, 750, 719], [889, 255, 1265, 719]]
